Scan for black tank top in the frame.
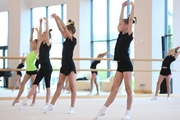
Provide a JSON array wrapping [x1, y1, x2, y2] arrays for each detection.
[[35, 59, 39, 69], [17, 63, 24, 69], [62, 37, 77, 65], [90, 61, 101, 69], [114, 32, 133, 61], [162, 55, 175, 68], [39, 43, 51, 64]]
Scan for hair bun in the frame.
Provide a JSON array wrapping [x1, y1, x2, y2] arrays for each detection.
[[128, 14, 137, 24], [68, 19, 75, 26], [133, 17, 137, 24]]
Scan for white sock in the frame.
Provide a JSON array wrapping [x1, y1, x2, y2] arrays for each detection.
[[94, 106, 107, 119], [101, 106, 107, 111], [125, 110, 130, 115], [43, 104, 54, 114], [68, 107, 75, 114], [167, 97, 171, 101], [19, 98, 29, 110], [23, 98, 29, 104], [42, 102, 49, 110]]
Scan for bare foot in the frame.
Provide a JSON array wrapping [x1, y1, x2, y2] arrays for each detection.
[[12, 100, 19, 106]]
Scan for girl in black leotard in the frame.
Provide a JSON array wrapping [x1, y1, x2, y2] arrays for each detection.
[[12, 53, 25, 92], [94, 1, 136, 120], [151, 46, 180, 101], [88, 52, 108, 96], [20, 18, 52, 110], [44, 13, 77, 114]]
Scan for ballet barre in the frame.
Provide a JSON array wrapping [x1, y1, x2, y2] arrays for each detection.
[[0, 56, 176, 61], [0, 68, 179, 72]]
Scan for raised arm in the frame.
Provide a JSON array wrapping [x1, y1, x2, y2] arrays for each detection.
[[51, 13, 72, 40], [128, 1, 135, 35], [34, 19, 43, 54], [119, 1, 128, 21], [175, 50, 180, 59], [43, 17, 51, 46], [30, 28, 34, 43], [30, 28, 34, 49], [97, 52, 109, 58], [39, 19, 42, 39], [34, 28, 40, 54]]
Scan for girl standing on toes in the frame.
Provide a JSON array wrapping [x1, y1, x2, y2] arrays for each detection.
[[151, 46, 180, 101], [44, 13, 77, 114], [12, 28, 39, 106], [19, 18, 53, 110], [12, 53, 25, 92], [94, 1, 136, 120], [88, 52, 108, 96]]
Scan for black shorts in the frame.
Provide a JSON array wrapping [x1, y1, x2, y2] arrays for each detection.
[[17, 71, 22, 77], [91, 71, 98, 75], [117, 61, 133, 72], [26, 70, 37, 76], [60, 61, 76, 76], [160, 68, 171, 76]]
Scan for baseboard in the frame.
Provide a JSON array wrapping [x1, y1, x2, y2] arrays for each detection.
[[8, 87, 20, 89], [134, 89, 152, 94]]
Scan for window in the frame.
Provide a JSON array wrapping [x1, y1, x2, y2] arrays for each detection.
[[0, 11, 8, 68], [32, 7, 46, 39], [94, 42, 108, 79], [0, 12, 8, 47], [91, 0, 134, 78], [109, 0, 127, 40], [92, 0, 108, 79], [48, 5, 62, 69], [167, 0, 173, 50], [0, 11, 8, 88], [93, 0, 107, 41]]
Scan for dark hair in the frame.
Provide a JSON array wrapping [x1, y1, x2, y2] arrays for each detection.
[[49, 29, 52, 39], [66, 19, 76, 34], [123, 15, 137, 25], [175, 48, 178, 53], [34, 39, 38, 43]]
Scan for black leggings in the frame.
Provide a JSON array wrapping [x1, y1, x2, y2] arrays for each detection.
[[33, 63, 52, 88]]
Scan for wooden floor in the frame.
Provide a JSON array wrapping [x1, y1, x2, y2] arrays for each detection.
[[0, 89, 180, 120]]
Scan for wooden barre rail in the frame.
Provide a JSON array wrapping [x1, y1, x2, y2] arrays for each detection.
[[0, 56, 170, 61], [0, 68, 179, 72]]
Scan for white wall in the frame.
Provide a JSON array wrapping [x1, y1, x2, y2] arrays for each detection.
[[30, 0, 66, 8], [0, 0, 8, 11]]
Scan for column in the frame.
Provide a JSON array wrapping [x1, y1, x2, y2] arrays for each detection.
[[134, 0, 165, 93], [8, 0, 31, 88]]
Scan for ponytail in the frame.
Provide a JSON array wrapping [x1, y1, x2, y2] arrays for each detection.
[[49, 29, 52, 39], [66, 19, 76, 34], [123, 15, 137, 25]]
